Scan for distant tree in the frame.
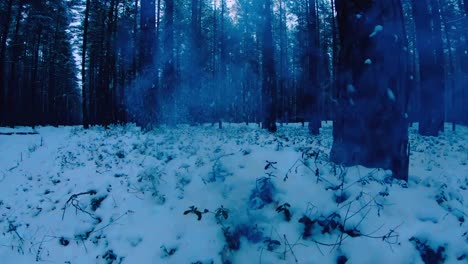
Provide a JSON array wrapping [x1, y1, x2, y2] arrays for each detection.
[[1, 0, 80, 127], [218, 0, 227, 128], [459, 0, 468, 125], [161, 0, 176, 124], [412, 0, 445, 136], [82, 0, 91, 129], [6, 0, 25, 126], [331, 0, 410, 181], [305, 0, 321, 135], [277, 0, 288, 125], [0, 0, 14, 126], [189, 0, 202, 124], [2, 0, 461, 134], [140, 0, 157, 126]]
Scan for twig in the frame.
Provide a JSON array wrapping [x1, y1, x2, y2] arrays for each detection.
[[91, 211, 130, 234], [283, 235, 299, 263], [62, 190, 97, 220]]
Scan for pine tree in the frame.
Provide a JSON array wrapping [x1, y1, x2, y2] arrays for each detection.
[[331, 0, 410, 181]]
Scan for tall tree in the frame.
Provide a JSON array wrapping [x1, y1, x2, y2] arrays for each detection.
[[331, 0, 410, 181], [261, 0, 277, 132], [140, 0, 157, 126], [459, 0, 468, 125], [278, 0, 288, 125], [189, 0, 202, 124], [82, 0, 91, 129], [305, 0, 321, 135], [412, 0, 445, 136], [161, 0, 175, 124]]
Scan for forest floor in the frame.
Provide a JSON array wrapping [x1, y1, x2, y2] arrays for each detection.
[[0, 122, 466, 264]]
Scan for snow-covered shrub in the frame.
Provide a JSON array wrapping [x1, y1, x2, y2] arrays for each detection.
[[209, 161, 232, 183], [410, 237, 446, 264], [249, 177, 275, 209], [136, 166, 166, 204], [221, 224, 264, 251]]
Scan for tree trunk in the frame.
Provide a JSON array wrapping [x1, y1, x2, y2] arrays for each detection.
[[331, 0, 410, 181], [0, 0, 13, 125], [219, 0, 227, 128], [278, 0, 287, 125], [459, 0, 468, 125], [413, 0, 445, 136], [162, 0, 175, 124], [261, 0, 277, 132], [306, 0, 321, 135], [7, 0, 24, 127], [190, 0, 201, 125], [31, 27, 42, 127], [82, 0, 90, 129]]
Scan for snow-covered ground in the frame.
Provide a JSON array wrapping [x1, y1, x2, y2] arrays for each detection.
[[0, 123, 466, 264]]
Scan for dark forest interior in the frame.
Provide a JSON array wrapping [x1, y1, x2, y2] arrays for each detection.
[[1, 0, 467, 180]]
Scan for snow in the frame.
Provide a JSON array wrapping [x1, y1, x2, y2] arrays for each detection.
[[369, 25, 383, 38], [387, 88, 396, 101], [0, 123, 466, 263], [347, 84, 356, 94]]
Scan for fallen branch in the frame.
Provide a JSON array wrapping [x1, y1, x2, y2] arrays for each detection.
[[0, 132, 38, 136]]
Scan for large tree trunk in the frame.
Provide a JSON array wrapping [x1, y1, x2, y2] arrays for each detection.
[[413, 0, 445, 136], [261, 0, 277, 133], [331, 0, 410, 181], [306, 0, 321, 135]]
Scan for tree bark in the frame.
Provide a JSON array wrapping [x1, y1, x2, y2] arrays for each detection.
[[331, 0, 409, 181], [261, 0, 277, 132], [162, 0, 175, 124], [413, 0, 445, 136], [306, 0, 321, 135]]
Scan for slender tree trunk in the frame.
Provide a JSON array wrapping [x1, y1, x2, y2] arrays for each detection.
[[31, 27, 42, 127], [219, 0, 227, 129], [307, 0, 321, 135], [261, 0, 277, 132], [459, 0, 468, 125], [413, 0, 445, 135], [190, 0, 201, 125], [279, 0, 287, 125], [82, 0, 90, 129], [48, 19, 60, 126], [162, 0, 175, 124]]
